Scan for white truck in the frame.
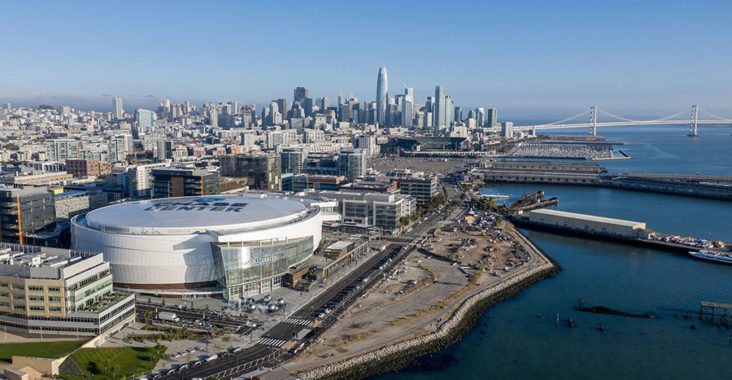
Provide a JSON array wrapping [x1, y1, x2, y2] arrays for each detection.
[[158, 311, 180, 323]]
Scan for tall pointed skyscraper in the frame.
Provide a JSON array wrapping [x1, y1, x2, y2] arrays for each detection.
[[376, 67, 388, 126]]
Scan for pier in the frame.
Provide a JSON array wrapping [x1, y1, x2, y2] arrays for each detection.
[[510, 209, 732, 258], [507, 191, 558, 213], [471, 160, 732, 201], [700, 301, 732, 320]]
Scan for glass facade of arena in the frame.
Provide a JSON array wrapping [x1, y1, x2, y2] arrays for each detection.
[[212, 237, 314, 300]]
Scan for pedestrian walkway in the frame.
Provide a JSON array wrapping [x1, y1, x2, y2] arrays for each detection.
[[258, 337, 287, 347], [284, 317, 312, 326]]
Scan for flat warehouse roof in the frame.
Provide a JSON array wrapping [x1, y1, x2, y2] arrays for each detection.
[[528, 209, 645, 228]]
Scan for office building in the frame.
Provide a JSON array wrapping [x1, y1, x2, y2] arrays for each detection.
[[294, 87, 308, 104], [0, 187, 55, 244], [275, 99, 288, 120], [402, 87, 414, 128], [312, 190, 416, 234], [487, 108, 498, 128], [151, 168, 219, 198], [501, 121, 514, 138], [433, 86, 447, 133], [219, 153, 281, 191], [0, 243, 135, 337], [376, 67, 388, 126], [65, 159, 105, 178]]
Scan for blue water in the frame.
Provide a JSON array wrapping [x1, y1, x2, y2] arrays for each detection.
[[378, 126, 732, 379]]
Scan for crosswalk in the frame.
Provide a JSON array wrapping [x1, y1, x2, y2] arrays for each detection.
[[258, 337, 287, 347], [284, 317, 312, 326]]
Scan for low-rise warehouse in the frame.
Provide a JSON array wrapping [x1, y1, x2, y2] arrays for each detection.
[[527, 209, 648, 238]]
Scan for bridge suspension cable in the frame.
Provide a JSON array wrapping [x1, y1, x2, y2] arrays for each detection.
[[595, 107, 639, 122], [652, 109, 689, 121], [698, 107, 732, 121], [545, 109, 591, 125]]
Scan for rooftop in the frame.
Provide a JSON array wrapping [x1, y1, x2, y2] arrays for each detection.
[[79, 194, 311, 235], [528, 209, 645, 228]]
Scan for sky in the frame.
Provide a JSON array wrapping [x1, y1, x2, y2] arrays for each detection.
[[1, 0, 731, 119]]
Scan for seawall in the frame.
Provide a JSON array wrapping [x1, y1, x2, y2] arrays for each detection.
[[296, 244, 560, 380]]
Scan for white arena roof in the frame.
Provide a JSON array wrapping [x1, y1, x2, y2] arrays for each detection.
[[82, 195, 310, 235]]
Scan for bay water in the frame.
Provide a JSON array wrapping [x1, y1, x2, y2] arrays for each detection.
[[378, 126, 732, 379]]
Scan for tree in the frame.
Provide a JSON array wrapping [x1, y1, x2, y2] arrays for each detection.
[[144, 310, 154, 325]]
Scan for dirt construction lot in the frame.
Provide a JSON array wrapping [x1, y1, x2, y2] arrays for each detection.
[[288, 219, 535, 368]]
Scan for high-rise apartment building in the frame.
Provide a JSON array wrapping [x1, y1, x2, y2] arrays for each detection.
[[338, 149, 367, 181], [45, 139, 80, 162], [107, 136, 129, 163], [281, 148, 307, 175], [113, 97, 124, 120], [376, 67, 388, 126], [134, 109, 155, 133]]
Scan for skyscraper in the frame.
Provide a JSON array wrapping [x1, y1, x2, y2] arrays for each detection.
[[135, 109, 155, 133], [113, 97, 124, 120], [402, 87, 414, 128], [487, 108, 498, 128], [433, 86, 447, 133], [294, 87, 308, 104], [376, 67, 388, 126], [276, 98, 288, 118]]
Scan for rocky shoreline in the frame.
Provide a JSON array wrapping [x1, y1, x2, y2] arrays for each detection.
[[297, 239, 560, 380]]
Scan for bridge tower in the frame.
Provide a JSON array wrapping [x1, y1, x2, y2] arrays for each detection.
[[688, 105, 698, 137], [589, 106, 598, 135]]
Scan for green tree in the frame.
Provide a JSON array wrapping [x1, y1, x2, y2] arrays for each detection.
[[144, 310, 154, 324]]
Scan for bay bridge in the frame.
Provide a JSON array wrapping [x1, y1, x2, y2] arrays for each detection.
[[506, 105, 732, 136]]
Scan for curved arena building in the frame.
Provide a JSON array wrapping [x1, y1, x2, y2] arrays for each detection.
[[71, 194, 338, 299]]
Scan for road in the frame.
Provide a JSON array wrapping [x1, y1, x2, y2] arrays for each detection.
[[158, 192, 459, 379], [159, 243, 410, 379]]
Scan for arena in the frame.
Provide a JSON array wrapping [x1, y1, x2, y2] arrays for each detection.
[[71, 194, 338, 299]]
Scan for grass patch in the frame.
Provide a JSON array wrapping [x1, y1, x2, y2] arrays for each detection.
[[61, 346, 166, 380], [125, 325, 208, 342], [344, 330, 375, 343], [0, 340, 86, 362]]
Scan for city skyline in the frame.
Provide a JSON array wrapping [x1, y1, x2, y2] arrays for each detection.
[[1, 1, 732, 116]]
